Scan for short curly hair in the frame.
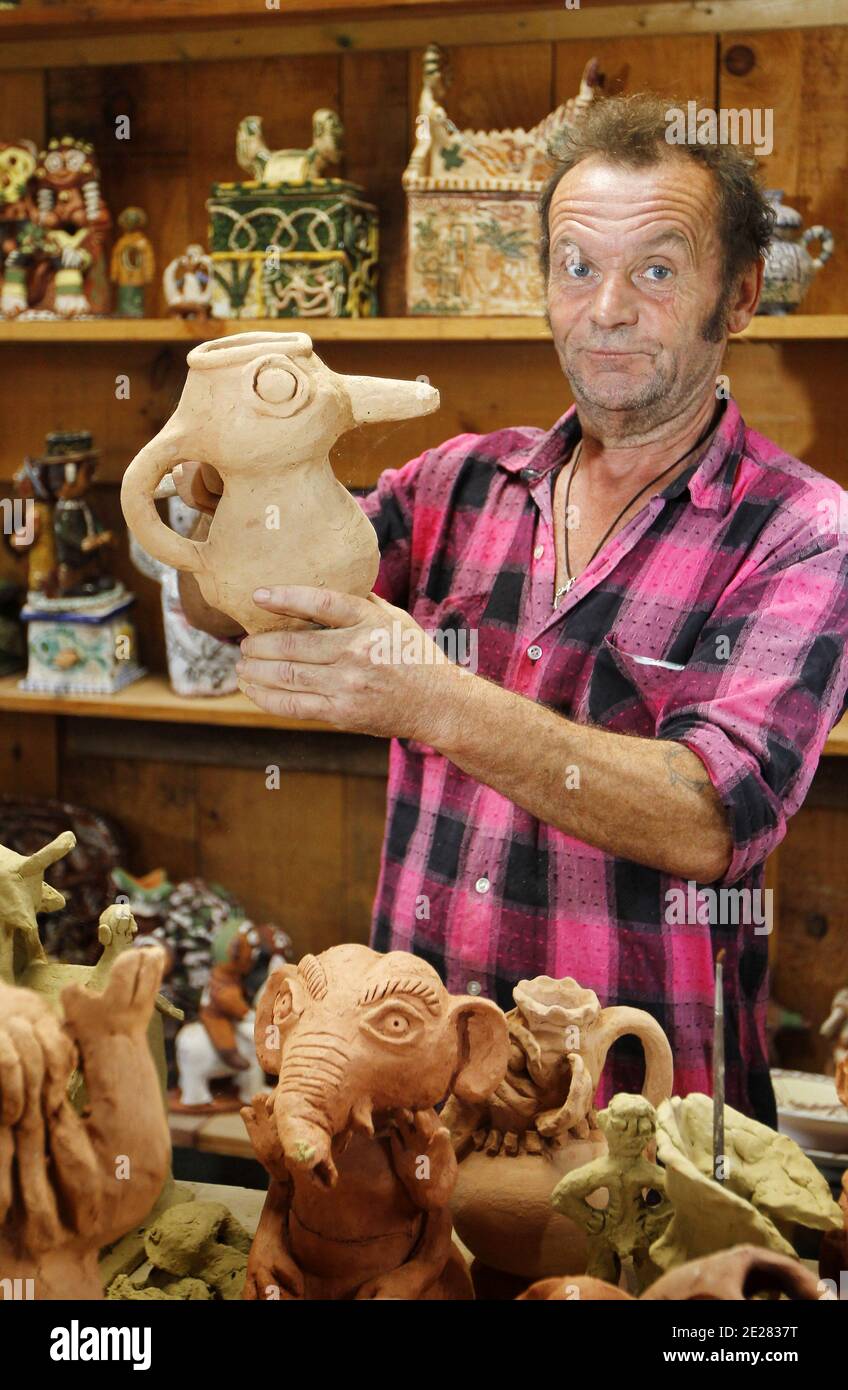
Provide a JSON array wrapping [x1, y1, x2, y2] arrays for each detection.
[[538, 92, 774, 301]]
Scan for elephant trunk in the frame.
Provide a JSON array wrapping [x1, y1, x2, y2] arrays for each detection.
[[274, 1034, 354, 1189]]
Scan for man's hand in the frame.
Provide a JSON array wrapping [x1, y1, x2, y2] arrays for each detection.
[[236, 586, 475, 741]]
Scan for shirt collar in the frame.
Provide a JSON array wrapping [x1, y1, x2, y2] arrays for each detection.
[[500, 397, 745, 518]]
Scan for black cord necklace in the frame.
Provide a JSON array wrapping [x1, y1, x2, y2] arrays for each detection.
[[554, 413, 719, 608]]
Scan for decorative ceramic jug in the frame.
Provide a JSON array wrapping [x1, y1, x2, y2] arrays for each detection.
[[444, 976, 674, 1283], [120, 332, 439, 634], [759, 191, 834, 315]]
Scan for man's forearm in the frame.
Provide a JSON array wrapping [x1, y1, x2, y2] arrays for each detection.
[[429, 666, 733, 883]]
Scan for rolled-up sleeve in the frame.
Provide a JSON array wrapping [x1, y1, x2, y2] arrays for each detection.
[[657, 536, 848, 885], [357, 452, 426, 609]]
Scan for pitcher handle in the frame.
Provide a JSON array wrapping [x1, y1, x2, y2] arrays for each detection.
[[801, 225, 834, 270], [121, 434, 204, 574], [593, 1006, 674, 1108]]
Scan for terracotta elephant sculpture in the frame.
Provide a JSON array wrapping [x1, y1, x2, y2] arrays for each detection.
[[240, 944, 509, 1300]]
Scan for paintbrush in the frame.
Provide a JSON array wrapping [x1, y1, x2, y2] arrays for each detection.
[[713, 947, 726, 1182]]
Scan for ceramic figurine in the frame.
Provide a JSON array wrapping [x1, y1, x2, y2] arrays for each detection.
[[107, 1201, 252, 1300], [120, 331, 438, 635], [0, 947, 170, 1299], [0, 138, 39, 316], [520, 1245, 823, 1301], [443, 974, 673, 1285], [110, 206, 155, 317], [241, 943, 509, 1299], [235, 110, 344, 184], [0, 828, 73, 984], [759, 191, 834, 314], [550, 1093, 672, 1293], [651, 1093, 843, 1271], [173, 918, 288, 1110], [33, 136, 112, 317], [209, 111, 377, 319], [821, 986, 848, 1074], [163, 243, 213, 319], [404, 51, 604, 315], [16, 432, 143, 695], [128, 495, 241, 696]]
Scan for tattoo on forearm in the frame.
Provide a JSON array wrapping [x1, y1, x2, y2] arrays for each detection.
[[663, 743, 713, 798]]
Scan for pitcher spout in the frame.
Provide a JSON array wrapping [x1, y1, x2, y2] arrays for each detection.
[[343, 372, 440, 425]]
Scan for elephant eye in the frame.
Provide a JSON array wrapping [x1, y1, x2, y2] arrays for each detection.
[[364, 1004, 421, 1043], [274, 987, 294, 1023]]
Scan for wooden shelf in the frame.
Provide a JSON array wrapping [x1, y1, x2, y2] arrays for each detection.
[[0, 0, 842, 71], [2, 671, 847, 756], [0, 672, 335, 731], [1, 315, 847, 345]]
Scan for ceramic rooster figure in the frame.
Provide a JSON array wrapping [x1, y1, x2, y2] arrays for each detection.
[[240, 944, 508, 1299]]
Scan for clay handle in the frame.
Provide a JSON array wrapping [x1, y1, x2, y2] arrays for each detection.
[[801, 225, 834, 270], [120, 434, 203, 574], [592, 1006, 674, 1108]]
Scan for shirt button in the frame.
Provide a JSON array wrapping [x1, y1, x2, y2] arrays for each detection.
[[527, 644, 543, 661], [475, 876, 490, 894], [533, 545, 544, 559], [467, 980, 483, 996]]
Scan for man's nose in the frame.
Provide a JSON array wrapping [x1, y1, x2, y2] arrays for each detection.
[[588, 273, 639, 331]]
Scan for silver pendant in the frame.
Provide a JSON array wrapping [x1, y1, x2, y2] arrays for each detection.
[[553, 577, 575, 608]]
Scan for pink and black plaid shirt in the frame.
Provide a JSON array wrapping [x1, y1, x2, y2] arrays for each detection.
[[360, 398, 848, 1122]]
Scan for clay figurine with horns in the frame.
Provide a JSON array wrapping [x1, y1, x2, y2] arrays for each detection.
[[120, 332, 439, 635]]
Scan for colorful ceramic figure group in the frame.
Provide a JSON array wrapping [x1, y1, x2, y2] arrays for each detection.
[[0, 136, 112, 319]]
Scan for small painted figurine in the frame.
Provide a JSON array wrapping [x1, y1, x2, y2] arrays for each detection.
[[110, 207, 155, 317], [0, 139, 39, 317], [550, 1093, 672, 1293], [49, 432, 117, 599], [163, 243, 213, 318], [200, 919, 272, 1070], [34, 136, 112, 315], [235, 110, 344, 185]]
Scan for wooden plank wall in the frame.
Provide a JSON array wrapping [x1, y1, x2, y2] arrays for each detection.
[[1, 28, 847, 1060]]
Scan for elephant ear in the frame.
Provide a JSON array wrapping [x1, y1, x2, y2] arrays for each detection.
[[254, 963, 298, 1073], [448, 996, 510, 1105]]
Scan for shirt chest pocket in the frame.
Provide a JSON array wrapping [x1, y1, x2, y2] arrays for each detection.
[[584, 632, 687, 732]]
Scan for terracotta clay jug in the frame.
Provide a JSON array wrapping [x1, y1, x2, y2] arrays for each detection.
[[444, 976, 674, 1283], [120, 332, 439, 634]]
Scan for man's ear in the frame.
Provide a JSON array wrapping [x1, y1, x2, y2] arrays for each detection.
[[448, 996, 509, 1104], [254, 963, 297, 1073]]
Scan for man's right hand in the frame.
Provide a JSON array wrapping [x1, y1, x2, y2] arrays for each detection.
[[172, 460, 223, 515]]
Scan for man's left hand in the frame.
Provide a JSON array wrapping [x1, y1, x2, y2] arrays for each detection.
[[236, 586, 473, 741]]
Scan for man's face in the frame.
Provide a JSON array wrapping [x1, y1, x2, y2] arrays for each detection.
[[546, 155, 727, 417]]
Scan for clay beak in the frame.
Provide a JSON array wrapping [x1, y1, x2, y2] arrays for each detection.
[[344, 373, 440, 425]]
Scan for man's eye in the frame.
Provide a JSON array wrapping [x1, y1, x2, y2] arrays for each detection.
[[644, 265, 672, 282], [565, 262, 592, 280]]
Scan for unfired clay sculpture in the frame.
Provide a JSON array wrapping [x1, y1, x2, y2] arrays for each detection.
[[241, 944, 508, 1299], [0, 828, 72, 983], [518, 1244, 823, 1301], [821, 985, 848, 1074], [550, 1093, 672, 1293], [121, 332, 439, 635], [651, 1093, 843, 1271], [107, 1200, 251, 1300], [443, 975, 673, 1283], [0, 948, 170, 1299]]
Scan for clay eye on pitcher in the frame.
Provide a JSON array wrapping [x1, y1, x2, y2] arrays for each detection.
[[251, 358, 309, 416]]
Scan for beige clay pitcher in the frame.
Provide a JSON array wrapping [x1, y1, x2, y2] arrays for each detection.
[[446, 976, 674, 1284], [120, 331, 440, 634]]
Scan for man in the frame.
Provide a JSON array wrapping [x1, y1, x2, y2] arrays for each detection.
[[177, 94, 848, 1124]]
